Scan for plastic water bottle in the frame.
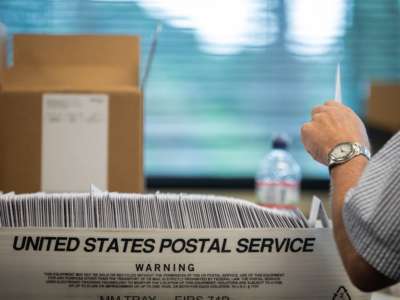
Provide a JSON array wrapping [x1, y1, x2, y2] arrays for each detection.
[[256, 136, 301, 205]]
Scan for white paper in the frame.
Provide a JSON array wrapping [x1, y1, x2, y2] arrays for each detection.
[[335, 63, 342, 103], [42, 94, 109, 192]]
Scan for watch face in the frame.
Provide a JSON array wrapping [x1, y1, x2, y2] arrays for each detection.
[[331, 143, 353, 160]]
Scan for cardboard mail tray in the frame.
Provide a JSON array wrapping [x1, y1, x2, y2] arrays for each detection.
[[0, 227, 370, 300]]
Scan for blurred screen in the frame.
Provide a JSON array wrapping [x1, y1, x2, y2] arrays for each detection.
[[1, 0, 399, 180]]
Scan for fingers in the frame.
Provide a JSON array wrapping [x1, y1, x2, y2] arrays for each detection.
[[301, 122, 312, 134], [301, 121, 330, 165], [311, 105, 326, 115], [312, 112, 326, 122], [311, 100, 349, 121], [300, 122, 313, 144], [313, 101, 340, 113], [325, 100, 341, 106], [312, 101, 339, 116], [311, 105, 335, 124], [300, 122, 319, 161]]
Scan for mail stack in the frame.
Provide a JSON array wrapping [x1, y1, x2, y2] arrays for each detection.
[[0, 189, 370, 300]]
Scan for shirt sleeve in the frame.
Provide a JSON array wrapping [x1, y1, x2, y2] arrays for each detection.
[[343, 131, 400, 281]]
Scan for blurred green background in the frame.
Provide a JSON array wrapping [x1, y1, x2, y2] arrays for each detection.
[[1, 0, 399, 180]]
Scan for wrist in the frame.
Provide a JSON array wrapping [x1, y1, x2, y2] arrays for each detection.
[[328, 141, 370, 171], [330, 154, 369, 176]]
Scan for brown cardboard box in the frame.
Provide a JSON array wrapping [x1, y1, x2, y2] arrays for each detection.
[[367, 83, 400, 133], [0, 33, 144, 193]]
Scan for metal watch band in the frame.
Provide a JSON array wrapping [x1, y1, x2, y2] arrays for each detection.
[[328, 142, 371, 171], [354, 143, 371, 161]]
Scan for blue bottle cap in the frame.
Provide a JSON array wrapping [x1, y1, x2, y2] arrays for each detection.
[[272, 136, 288, 150]]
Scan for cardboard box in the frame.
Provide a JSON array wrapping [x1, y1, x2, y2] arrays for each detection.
[[0, 227, 370, 300], [367, 83, 400, 133], [0, 32, 144, 193], [0, 193, 371, 299]]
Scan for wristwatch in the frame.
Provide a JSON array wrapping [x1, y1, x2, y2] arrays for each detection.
[[328, 142, 371, 169]]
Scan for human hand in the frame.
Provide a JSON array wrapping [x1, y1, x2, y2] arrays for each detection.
[[301, 100, 370, 165]]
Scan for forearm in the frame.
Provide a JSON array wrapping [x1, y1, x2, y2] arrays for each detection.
[[330, 156, 395, 291], [301, 101, 399, 291], [330, 156, 367, 274]]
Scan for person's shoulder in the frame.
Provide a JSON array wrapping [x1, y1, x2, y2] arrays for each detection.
[[390, 131, 400, 150], [377, 131, 400, 154]]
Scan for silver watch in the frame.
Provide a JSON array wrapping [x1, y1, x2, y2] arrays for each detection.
[[328, 142, 371, 168]]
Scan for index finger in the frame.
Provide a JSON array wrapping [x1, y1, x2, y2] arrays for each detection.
[[325, 100, 341, 106]]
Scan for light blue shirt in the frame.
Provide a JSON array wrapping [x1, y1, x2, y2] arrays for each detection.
[[343, 131, 400, 281]]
